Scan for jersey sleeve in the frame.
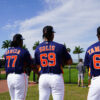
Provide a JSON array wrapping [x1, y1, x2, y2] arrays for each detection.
[[84, 50, 90, 67], [62, 45, 72, 65], [34, 48, 40, 65], [24, 50, 33, 66], [62, 46, 71, 61]]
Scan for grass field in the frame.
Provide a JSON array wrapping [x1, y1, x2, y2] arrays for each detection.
[[0, 84, 89, 100], [0, 65, 89, 100]]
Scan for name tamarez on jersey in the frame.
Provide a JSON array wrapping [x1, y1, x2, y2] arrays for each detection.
[[4, 47, 31, 74], [35, 41, 71, 74], [84, 41, 100, 77]]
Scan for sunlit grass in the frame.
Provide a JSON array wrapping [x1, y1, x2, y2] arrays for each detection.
[[0, 84, 88, 100]]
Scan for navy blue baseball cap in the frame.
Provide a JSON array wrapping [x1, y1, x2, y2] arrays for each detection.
[[43, 25, 55, 34], [13, 34, 24, 41]]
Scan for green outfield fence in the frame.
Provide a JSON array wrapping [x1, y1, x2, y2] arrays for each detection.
[[63, 66, 88, 84], [29, 65, 89, 84], [0, 65, 89, 84]]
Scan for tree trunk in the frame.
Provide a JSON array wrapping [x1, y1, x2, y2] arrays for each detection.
[[78, 53, 80, 62]]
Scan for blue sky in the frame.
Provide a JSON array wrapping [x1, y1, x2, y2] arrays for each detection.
[[0, 0, 100, 61]]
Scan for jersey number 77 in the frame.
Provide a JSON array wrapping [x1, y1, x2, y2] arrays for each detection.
[[6, 55, 17, 68]]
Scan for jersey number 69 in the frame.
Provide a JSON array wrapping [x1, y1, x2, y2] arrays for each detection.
[[40, 53, 56, 67]]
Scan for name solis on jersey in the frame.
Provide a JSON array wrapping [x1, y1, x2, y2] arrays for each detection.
[[39, 45, 55, 52]]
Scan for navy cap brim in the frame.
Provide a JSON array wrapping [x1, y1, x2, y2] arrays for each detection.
[[21, 37, 25, 40]]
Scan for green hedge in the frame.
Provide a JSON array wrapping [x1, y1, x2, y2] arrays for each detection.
[[0, 74, 6, 80]]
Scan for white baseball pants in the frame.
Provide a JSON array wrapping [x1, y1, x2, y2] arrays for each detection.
[[7, 73, 28, 100], [87, 75, 100, 100], [39, 74, 64, 100]]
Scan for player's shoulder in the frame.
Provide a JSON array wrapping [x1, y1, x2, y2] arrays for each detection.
[[4, 47, 15, 54], [34, 42, 43, 53], [4, 47, 11, 56], [12, 47, 30, 55], [4, 47, 30, 58], [21, 48, 30, 54], [35, 42, 43, 51], [52, 41, 65, 47], [87, 41, 99, 50], [35, 41, 65, 50]]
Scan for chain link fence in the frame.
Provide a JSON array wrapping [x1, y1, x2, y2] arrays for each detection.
[[0, 59, 89, 84]]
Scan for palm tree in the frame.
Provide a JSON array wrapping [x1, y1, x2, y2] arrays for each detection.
[[2, 40, 11, 49], [64, 43, 71, 53], [33, 41, 40, 50], [67, 48, 71, 53], [73, 46, 84, 62], [23, 44, 27, 49]]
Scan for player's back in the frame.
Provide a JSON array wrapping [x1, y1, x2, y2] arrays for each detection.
[[84, 41, 100, 76], [35, 41, 70, 74], [4, 47, 29, 74]]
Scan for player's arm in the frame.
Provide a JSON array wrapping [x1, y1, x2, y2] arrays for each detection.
[[84, 51, 90, 68], [31, 59, 40, 75], [62, 46, 73, 65], [34, 49, 41, 75], [23, 50, 39, 75]]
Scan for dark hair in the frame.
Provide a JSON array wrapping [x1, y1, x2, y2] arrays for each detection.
[[79, 59, 83, 62], [97, 26, 100, 36], [42, 25, 55, 41], [11, 34, 24, 47]]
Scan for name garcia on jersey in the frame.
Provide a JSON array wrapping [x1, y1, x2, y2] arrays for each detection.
[[5, 49, 21, 55]]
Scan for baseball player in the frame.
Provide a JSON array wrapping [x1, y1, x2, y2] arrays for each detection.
[[84, 26, 100, 100], [34, 25, 72, 100], [4, 34, 37, 100]]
